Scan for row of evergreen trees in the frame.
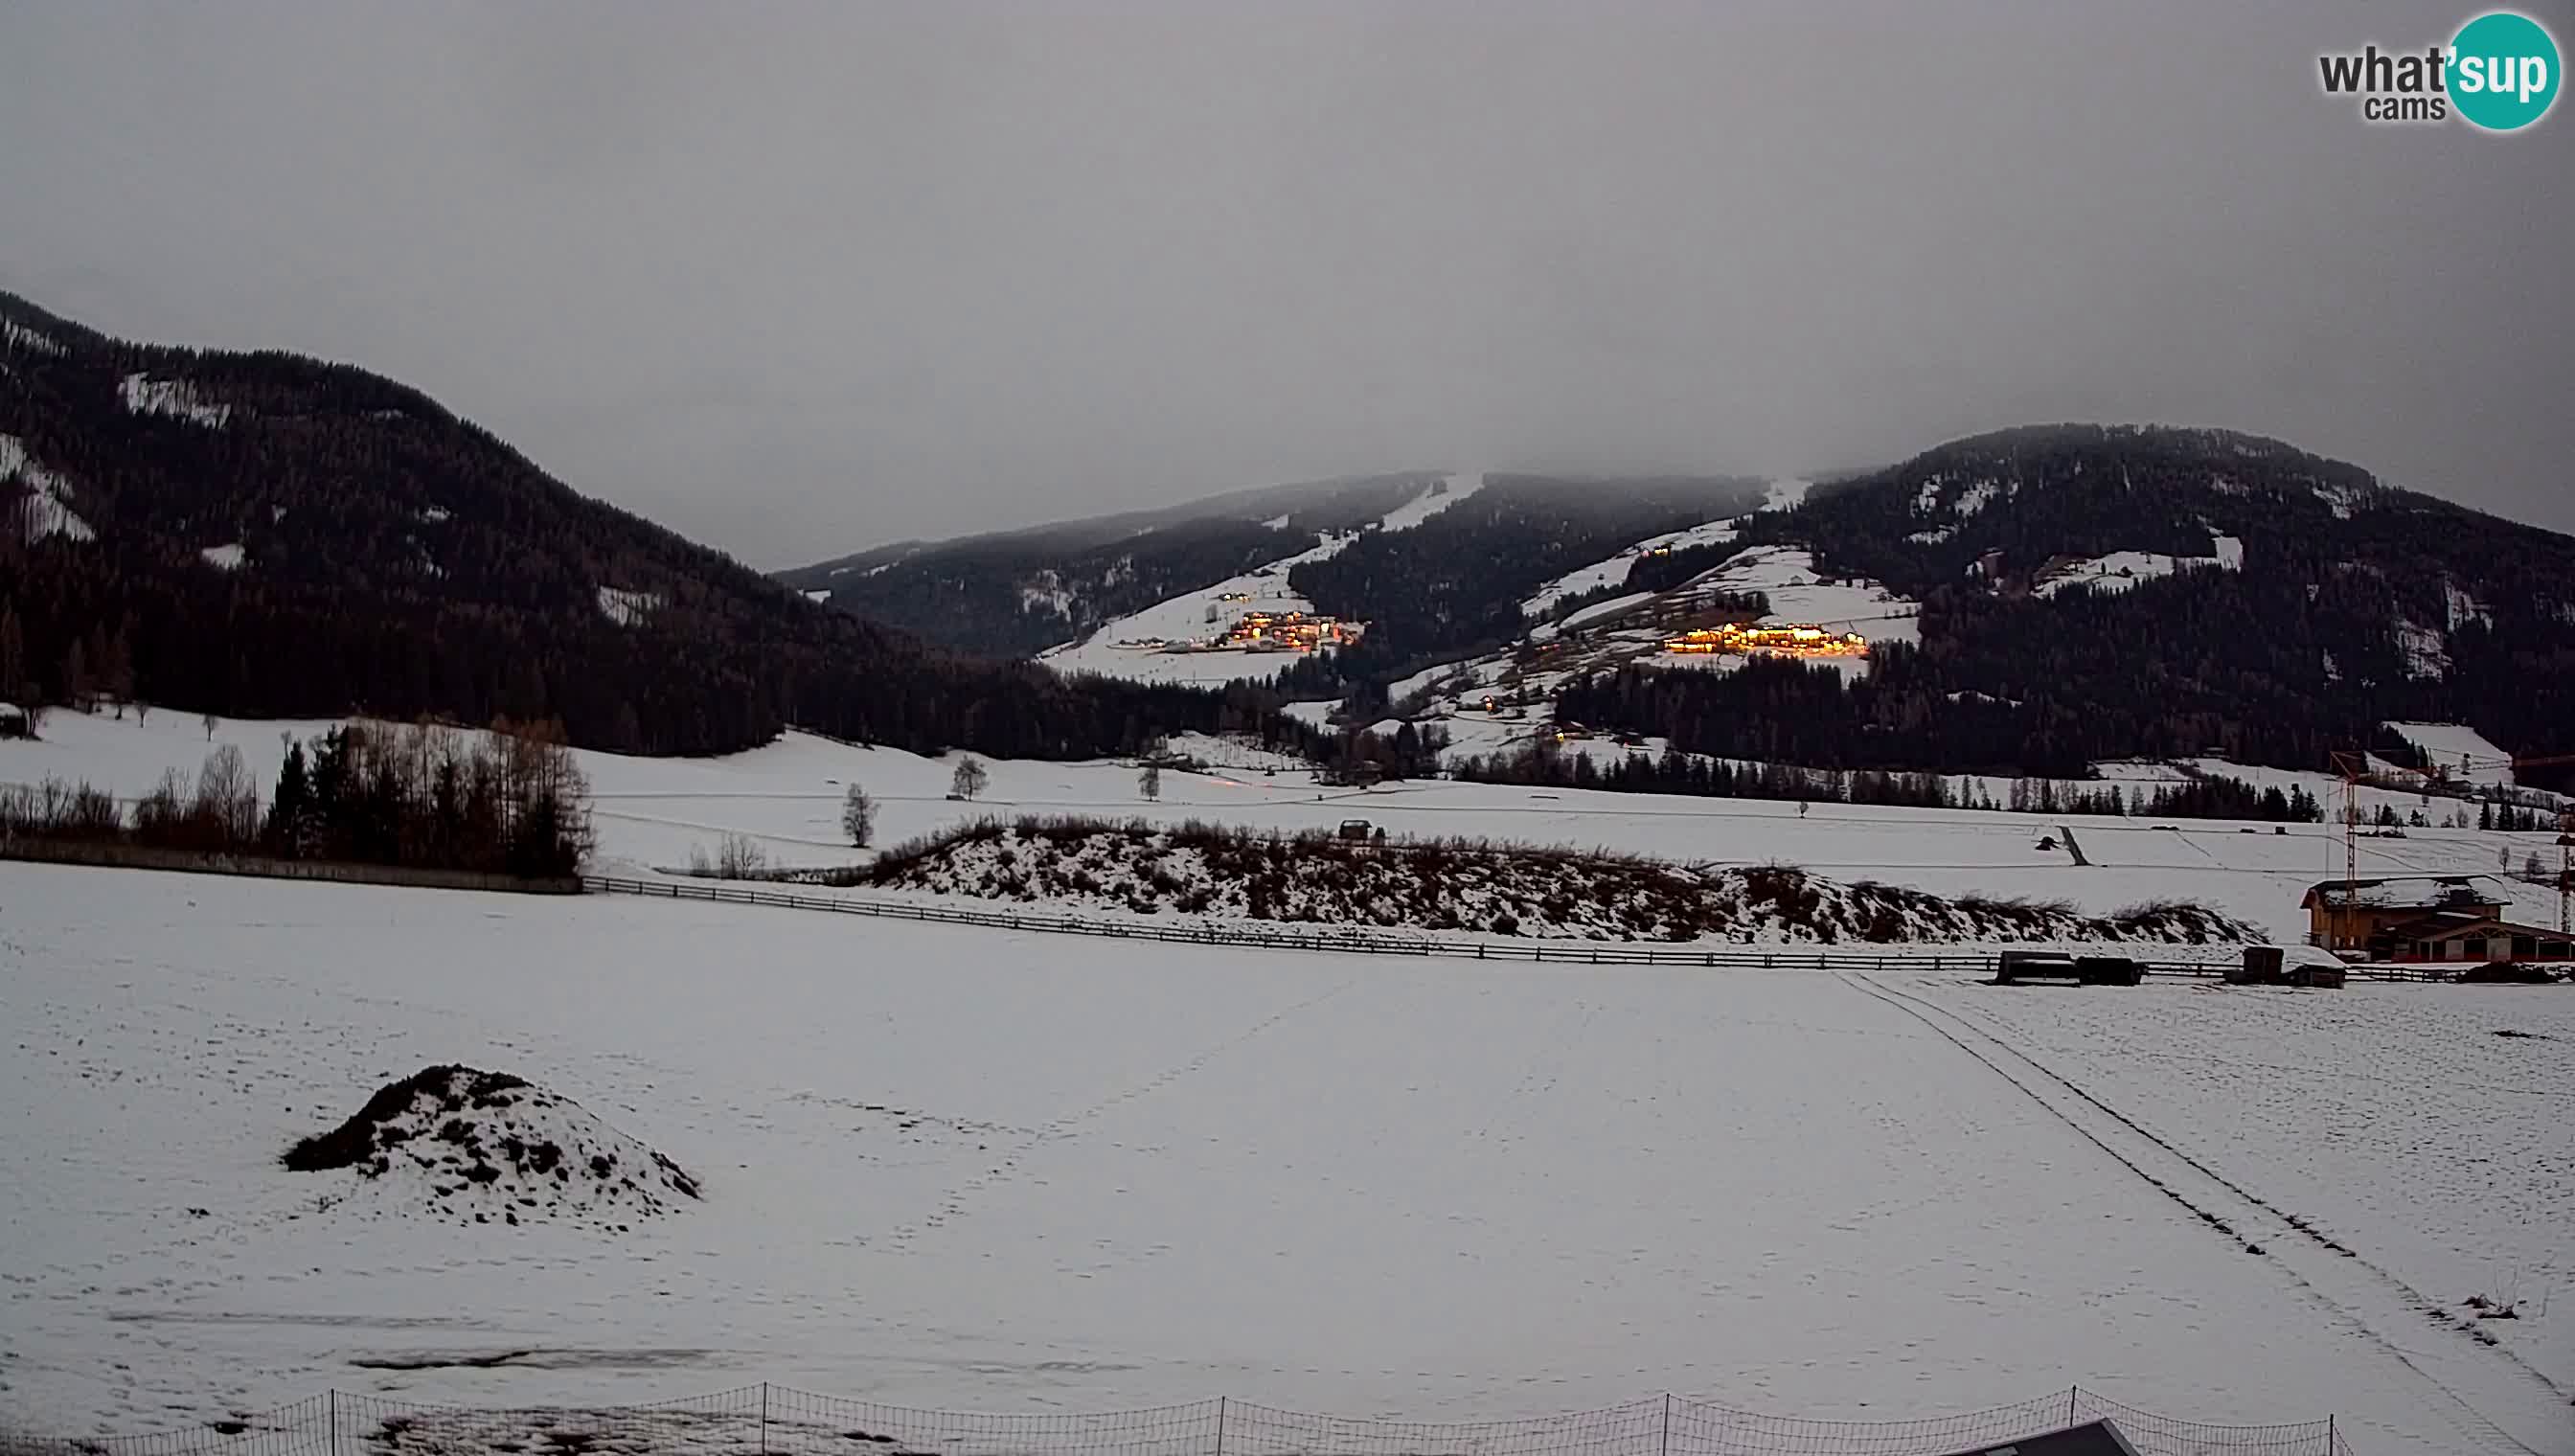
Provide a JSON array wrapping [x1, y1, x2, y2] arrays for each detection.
[[1449, 740, 2330, 823]]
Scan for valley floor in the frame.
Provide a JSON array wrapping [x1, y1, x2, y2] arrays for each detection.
[[1, 866, 2567, 1456], [10, 711, 2569, 944]]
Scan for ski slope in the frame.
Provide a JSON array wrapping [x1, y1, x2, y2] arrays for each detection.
[[1037, 470, 1489, 687], [1519, 517, 1742, 619], [1, 864, 2566, 1456], [2384, 722, 2517, 787]]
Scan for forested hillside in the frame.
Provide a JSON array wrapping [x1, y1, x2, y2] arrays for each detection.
[[0, 292, 1307, 760], [1270, 473, 1767, 697], [1561, 426, 2575, 785], [778, 474, 1434, 657]]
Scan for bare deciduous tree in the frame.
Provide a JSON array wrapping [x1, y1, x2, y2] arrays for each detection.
[[194, 744, 261, 844], [841, 784, 877, 847], [691, 832, 770, 879], [1138, 762, 1161, 802], [950, 756, 989, 802]]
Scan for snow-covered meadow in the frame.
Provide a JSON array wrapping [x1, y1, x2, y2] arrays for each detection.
[[2, 863, 2568, 1456], [7, 709, 2567, 944]]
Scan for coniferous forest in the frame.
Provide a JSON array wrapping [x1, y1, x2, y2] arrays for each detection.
[[0, 291, 1320, 762]]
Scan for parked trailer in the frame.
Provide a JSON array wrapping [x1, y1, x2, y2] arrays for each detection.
[[1994, 950, 2082, 985]]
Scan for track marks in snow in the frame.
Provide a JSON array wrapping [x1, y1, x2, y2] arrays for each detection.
[[1844, 976, 2567, 1456], [864, 972, 1365, 1254]]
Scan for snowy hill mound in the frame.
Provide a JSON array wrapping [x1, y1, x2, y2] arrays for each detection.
[[283, 1066, 700, 1230], [869, 817, 2258, 945]]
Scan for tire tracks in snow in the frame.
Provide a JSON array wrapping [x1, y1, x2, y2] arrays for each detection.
[[862, 971, 1366, 1253], [1840, 974, 2567, 1456]]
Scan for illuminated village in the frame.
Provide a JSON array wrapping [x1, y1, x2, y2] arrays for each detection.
[[1663, 622, 1869, 660], [1205, 608, 1364, 652]]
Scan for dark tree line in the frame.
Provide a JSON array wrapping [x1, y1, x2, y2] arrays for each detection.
[[2, 718, 594, 877], [0, 290, 1322, 762], [1450, 739, 2326, 823]]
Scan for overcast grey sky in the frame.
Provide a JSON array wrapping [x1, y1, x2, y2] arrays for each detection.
[[4, 1, 2569, 566]]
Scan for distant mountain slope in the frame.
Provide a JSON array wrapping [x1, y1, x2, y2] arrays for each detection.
[[1551, 425, 2575, 785], [777, 473, 1438, 657], [1266, 472, 1771, 701], [0, 291, 1301, 760]]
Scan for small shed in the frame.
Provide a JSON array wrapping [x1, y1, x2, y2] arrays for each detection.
[[0, 702, 27, 739]]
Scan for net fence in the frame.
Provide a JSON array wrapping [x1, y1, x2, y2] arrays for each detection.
[[0, 1386, 2348, 1456]]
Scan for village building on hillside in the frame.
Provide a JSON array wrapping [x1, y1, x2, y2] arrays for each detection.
[[1664, 623, 1868, 661], [1211, 609, 1361, 652], [2300, 876, 2571, 963]]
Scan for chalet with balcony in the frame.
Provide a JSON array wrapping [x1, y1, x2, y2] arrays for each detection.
[[2299, 875, 2569, 963]]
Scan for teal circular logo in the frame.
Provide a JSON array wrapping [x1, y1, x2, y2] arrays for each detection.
[[2450, 11, 2560, 130]]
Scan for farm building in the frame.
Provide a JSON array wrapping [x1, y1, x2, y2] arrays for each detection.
[[2371, 910, 2571, 966], [2301, 876, 2504, 951], [2299, 875, 2569, 963]]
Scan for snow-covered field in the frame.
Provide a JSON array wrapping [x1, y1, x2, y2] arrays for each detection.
[[2033, 540, 2244, 599], [2, 864, 2569, 1456], [9, 710, 2568, 944]]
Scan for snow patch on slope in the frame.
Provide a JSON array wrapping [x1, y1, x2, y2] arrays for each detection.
[[200, 543, 246, 571], [1, 433, 95, 542], [597, 586, 660, 626], [2443, 580, 2491, 632], [1519, 517, 1741, 618], [2394, 621, 2449, 679], [3, 319, 67, 355], [2314, 482, 2371, 519], [2383, 722, 2514, 787], [120, 373, 233, 428], [1376, 468, 1488, 533], [1759, 477, 1812, 512], [1558, 591, 1656, 630], [2035, 538, 2243, 599], [1018, 574, 1075, 620]]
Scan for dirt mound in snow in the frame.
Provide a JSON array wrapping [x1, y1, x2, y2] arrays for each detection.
[[285, 1066, 699, 1229], [866, 817, 2262, 944]]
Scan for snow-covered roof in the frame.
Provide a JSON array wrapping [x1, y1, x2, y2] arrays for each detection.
[[2300, 875, 2509, 910]]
